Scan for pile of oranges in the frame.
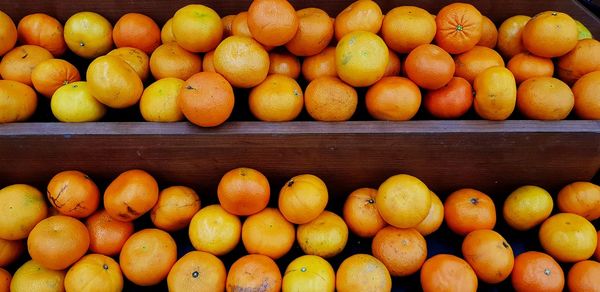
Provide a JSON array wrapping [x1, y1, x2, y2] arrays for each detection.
[[0, 0, 599, 125], [0, 167, 599, 291]]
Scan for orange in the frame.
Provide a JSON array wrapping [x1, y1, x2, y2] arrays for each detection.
[[503, 185, 554, 231], [507, 52, 554, 84], [278, 174, 328, 224], [335, 31, 388, 87], [557, 181, 600, 221], [557, 38, 600, 84], [226, 254, 281, 292], [150, 42, 202, 80], [217, 167, 270, 216], [27, 215, 90, 270], [86, 55, 143, 109], [188, 204, 241, 256], [375, 174, 431, 229], [242, 207, 295, 260], [297, 211, 348, 258], [342, 188, 386, 238], [65, 254, 123, 292], [415, 191, 444, 236], [107, 47, 150, 81], [31, 58, 80, 98], [435, 3, 483, 54], [454, 46, 505, 83], [282, 255, 335, 292], [0, 238, 23, 267], [103, 169, 159, 222], [382, 6, 436, 54], [405, 44, 454, 90], [334, 0, 383, 41], [249, 74, 304, 122], [150, 186, 201, 232], [120, 229, 177, 286], [522, 11, 578, 58], [477, 16, 498, 48], [160, 18, 175, 43], [0, 11, 17, 56], [539, 213, 597, 263], [301, 47, 336, 82], [444, 188, 496, 236], [85, 209, 134, 256], [0, 184, 47, 240], [167, 251, 226, 292], [511, 251, 564, 292], [517, 77, 574, 120], [50, 81, 106, 123], [473, 66, 517, 120], [268, 51, 300, 79], [567, 260, 600, 292], [336, 254, 391, 292], [202, 50, 216, 72], [214, 36, 269, 88], [0, 268, 9, 292], [248, 0, 298, 46], [365, 76, 421, 121], [179, 72, 235, 127], [573, 70, 600, 119], [497, 15, 531, 58], [222, 15, 235, 38], [0, 45, 53, 86], [172, 4, 223, 53], [10, 260, 65, 292], [383, 49, 401, 77], [420, 254, 478, 292], [596, 231, 600, 261], [64, 12, 113, 59], [17, 13, 66, 56], [372, 226, 427, 277], [47, 170, 99, 218], [231, 12, 252, 38], [285, 8, 333, 57], [304, 76, 358, 121], [113, 13, 161, 54], [139, 77, 185, 122], [424, 76, 473, 119], [462, 229, 514, 284]]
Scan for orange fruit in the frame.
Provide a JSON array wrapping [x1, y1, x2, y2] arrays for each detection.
[[179, 72, 235, 127], [282, 255, 335, 292], [150, 42, 202, 80], [567, 260, 600, 292], [242, 207, 295, 260], [557, 181, 600, 221], [64, 254, 123, 292], [473, 66, 517, 120], [365, 76, 421, 121], [285, 8, 333, 57], [17, 13, 66, 56], [103, 169, 159, 222], [517, 77, 574, 120], [522, 11, 578, 58], [167, 251, 226, 292], [47, 170, 100, 218], [85, 209, 134, 256], [405, 44, 454, 90], [27, 215, 90, 270], [172, 4, 223, 53], [334, 0, 383, 41], [10, 260, 65, 292], [31, 58, 80, 98], [231, 12, 252, 38], [335, 31, 388, 87], [226, 254, 281, 292], [336, 254, 391, 292], [217, 167, 270, 216], [415, 191, 444, 236], [297, 211, 348, 258], [113, 13, 161, 54], [0, 238, 24, 267], [202, 50, 216, 72], [420, 254, 478, 292], [444, 188, 496, 236], [376, 174, 431, 229], [383, 49, 401, 77], [382, 6, 436, 54], [454, 46, 505, 83], [0, 11, 17, 56], [372, 226, 427, 277], [150, 186, 201, 232], [120, 229, 177, 286], [0, 45, 53, 86], [596, 231, 600, 261], [477, 16, 498, 48], [462, 229, 514, 284], [557, 38, 600, 84], [107, 47, 150, 81], [249, 74, 303, 122], [0, 184, 47, 240], [160, 18, 175, 44], [268, 51, 300, 79], [139, 77, 185, 122], [0, 268, 9, 292], [86, 55, 143, 109], [301, 47, 337, 82], [278, 174, 328, 224], [507, 52, 554, 84], [503, 185, 554, 231], [539, 213, 597, 263], [214, 36, 269, 88], [435, 3, 483, 54], [342, 188, 386, 238], [305, 76, 358, 121], [511, 251, 564, 292], [64, 12, 113, 59], [222, 15, 235, 38], [188, 204, 241, 256], [573, 70, 600, 119], [424, 76, 473, 119], [497, 15, 531, 58], [50, 81, 106, 123], [247, 0, 298, 46]]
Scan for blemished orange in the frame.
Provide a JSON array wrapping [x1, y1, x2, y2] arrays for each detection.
[[285, 8, 333, 57], [301, 47, 337, 82], [404, 44, 454, 90], [231, 12, 252, 38], [222, 15, 235, 38], [304, 76, 358, 121], [85, 209, 134, 256], [503, 185, 554, 231], [282, 255, 335, 292], [268, 51, 301, 79], [172, 4, 223, 53], [334, 0, 383, 41], [335, 31, 388, 87], [31, 58, 80, 98], [27, 215, 90, 271], [573, 70, 600, 119], [0, 45, 53, 86], [0, 184, 47, 240], [278, 174, 328, 224], [365, 76, 421, 121], [557, 38, 600, 84], [119, 229, 177, 286], [47, 170, 99, 218], [242, 208, 295, 260], [226, 254, 282, 292], [336, 254, 392, 292], [473, 66, 517, 120], [415, 191, 444, 236], [372, 226, 427, 277], [167, 251, 226, 292], [557, 181, 600, 221], [383, 49, 401, 77], [217, 167, 270, 216], [160, 18, 175, 43], [17, 13, 66, 56], [376, 174, 431, 229], [150, 186, 201, 232], [0, 267, 9, 292], [567, 260, 600, 292], [462, 229, 514, 284], [0, 238, 24, 267], [477, 16, 498, 48], [202, 50, 216, 72], [511, 251, 564, 292], [382, 6, 436, 54], [539, 213, 597, 263], [507, 52, 554, 84], [517, 77, 574, 120], [249, 74, 304, 122], [86, 55, 144, 109], [454, 46, 505, 83], [63, 12, 113, 59], [297, 211, 349, 258], [178, 72, 235, 127], [188, 204, 241, 256], [342, 188, 386, 238], [247, 0, 298, 47], [424, 76, 473, 119], [213, 36, 269, 88], [10, 260, 65, 292], [420, 254, 478, 292], [103, 169, 159, 222], [0, 11, 17, 56], [522, 11, 578, 58], [113, 13, 161, 54], [150, 42, 202, 80], [64, 254, 123, 292], [497, 15, 531, 58], [435, 3, 483, 54], [107, 47, 150, 81], [444, 188, 496, 236]]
